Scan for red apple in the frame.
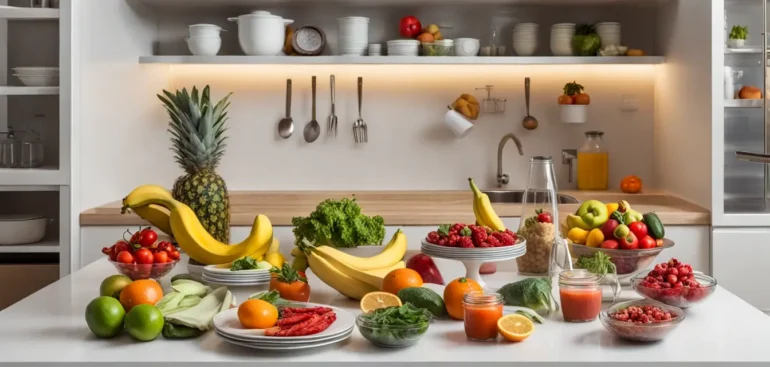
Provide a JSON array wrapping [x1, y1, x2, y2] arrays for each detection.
[[399, 16, 422, 38], [601, 239, 619, 249], [600, 219, 620, 240]]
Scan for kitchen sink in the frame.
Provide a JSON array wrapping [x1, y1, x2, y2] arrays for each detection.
[[483, 190, 580, 204]]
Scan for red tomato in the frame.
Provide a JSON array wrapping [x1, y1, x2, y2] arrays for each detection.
[[139, 228, 157, 247], [628, 222, 648, 240], [129, 230, 143, 245], [168, 250, 181, 260], [156, 241, 169, 252], [639, 235, 657, 249], [557, 95, 574, 105], [399, 16, 422, 38], [619, 232, 639, 250], [153, 251, 170, 264], [536, 209, 553, 223], [114, 240, 131, 256], [601, 239, 619, 249], [574, 93, 591, 105], [134, 248, 155, 265], [116, 250, 135, 264]]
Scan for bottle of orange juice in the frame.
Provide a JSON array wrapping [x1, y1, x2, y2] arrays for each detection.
[[576, 131, 608, 190]]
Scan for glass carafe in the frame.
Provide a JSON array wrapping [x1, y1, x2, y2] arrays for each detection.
[[516, 156, 572, 276], [576, 131, 609, 190]]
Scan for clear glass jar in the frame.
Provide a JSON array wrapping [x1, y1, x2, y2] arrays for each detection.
[[463, 291, 503, 341], [559, 269, 603, 322], [576, 131, 609, 190], [516, 156, 571, 276]]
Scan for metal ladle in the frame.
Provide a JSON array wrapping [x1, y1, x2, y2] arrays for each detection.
[[522, 77, 538, 130], [303, 76, 320, 143], [278, 79, 293, 139]]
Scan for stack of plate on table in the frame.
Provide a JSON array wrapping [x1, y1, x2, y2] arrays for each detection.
[[202, 265, 271, 286], [421, 239, 527, 261], [12, 67, 59, 87], [213, 303, 355, 351]]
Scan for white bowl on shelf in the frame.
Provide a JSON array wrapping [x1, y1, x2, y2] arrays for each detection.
[[14, 74, 58, 86], [560, 104, 588, 123], [189, 24, 225, 38], [12, 67, 58, 76], [454, 38, 480, 56], [727, 39, 746, 48], [186, 36, 222, 56], [0, 215, 48, 245]]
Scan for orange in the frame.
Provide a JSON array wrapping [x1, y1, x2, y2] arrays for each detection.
[[381, 268, 423, 295], [360, 291, 402, 313], [443, 277, 482, 320], [497, 314, 534, 342], [238, 299, 278, 329], [119, 279, 163, 312]]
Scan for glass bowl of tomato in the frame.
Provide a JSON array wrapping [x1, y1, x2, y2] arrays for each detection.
[[599, 299, 685, 342], [569, 239, 675, 281], [109, 259, 180, 280], [631, 271, 717, 308]]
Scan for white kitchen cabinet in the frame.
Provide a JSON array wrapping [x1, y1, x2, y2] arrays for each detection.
[[712, 227, 770, 312], [80, 224, 710, 277]]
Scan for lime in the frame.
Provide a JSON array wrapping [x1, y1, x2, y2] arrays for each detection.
[[100, 274, 132, 297], [124, 304, 164, 342], [85, 296, 126, 338]]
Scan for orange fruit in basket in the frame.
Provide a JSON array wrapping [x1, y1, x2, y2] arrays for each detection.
[[238, 299, 278, 329], [119, 279, 163, 312], [382, 268, 423, 295], [444, 277, 482, 320]]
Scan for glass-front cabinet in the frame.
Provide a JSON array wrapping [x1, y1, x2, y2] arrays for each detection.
[[725, 0, 770, 213]]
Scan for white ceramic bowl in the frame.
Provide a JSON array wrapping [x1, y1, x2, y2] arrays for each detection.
[[228, 11, 293, 56], [560, 104, 587, 123], [189, 24, 224, 38], [728, 39, 746, 48], [514, 43, 537, 56], [187, 36, 222, 56], [14, 74, 58, 86], [0, 215, 48, 245], [12, 67, 58, 75]]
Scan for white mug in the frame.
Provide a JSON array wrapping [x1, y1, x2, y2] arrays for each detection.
[[454, 38, 480, 56], [444, 109, 474, 137]]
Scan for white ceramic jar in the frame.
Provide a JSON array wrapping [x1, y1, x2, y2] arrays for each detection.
[[228, 11, 293, 56]]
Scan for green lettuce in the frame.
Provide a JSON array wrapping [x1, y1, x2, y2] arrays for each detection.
[[292, 198, 385, 248]]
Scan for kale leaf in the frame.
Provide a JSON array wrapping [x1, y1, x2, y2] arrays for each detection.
[[291, 198, 385, 248]]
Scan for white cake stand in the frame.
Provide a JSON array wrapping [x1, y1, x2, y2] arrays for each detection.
[[421, 239, 527, 290]]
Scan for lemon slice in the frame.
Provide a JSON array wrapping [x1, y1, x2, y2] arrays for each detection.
[[360, 291, 402, 313], [497, 314, 534, 342]]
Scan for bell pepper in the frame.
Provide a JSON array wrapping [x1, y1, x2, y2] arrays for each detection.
[[406, 254, 445, 285], [586, 228, 605, 248]]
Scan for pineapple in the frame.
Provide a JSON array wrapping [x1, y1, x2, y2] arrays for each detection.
[[158, 86, 232, 243]]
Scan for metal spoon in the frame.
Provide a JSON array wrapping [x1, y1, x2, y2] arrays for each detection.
[[278, 79, 293, 139], [303, 76, 320, 143], [522, 77, 538, 130]]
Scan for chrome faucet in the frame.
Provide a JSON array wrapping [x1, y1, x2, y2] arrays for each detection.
[[562, 149, 577, 183], [497, 133, 524, 187]]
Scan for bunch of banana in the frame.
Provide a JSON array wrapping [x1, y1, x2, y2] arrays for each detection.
[[469, 178, 505, 231], [121, 184, 273, 265], [304, 229, 408, 300]]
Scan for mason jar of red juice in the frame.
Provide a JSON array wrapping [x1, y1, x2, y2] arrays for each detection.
[[559, 269, 603, 322], [463, 292, 503, 341]]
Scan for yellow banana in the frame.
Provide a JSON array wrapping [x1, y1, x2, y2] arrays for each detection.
[[307, 251, 378, 300], [266, 238, 280, 254], [131, 204, 173, 236], [121, 185, 273, 265], [311, 229, 407, 271], [473, 203, 488, 228], [316, 245, 405, 289], [469, 178, 505, 231], [264, 238, 285, 268]]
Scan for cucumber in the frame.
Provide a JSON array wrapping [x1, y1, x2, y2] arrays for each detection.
[[643, 212, 665, 239]]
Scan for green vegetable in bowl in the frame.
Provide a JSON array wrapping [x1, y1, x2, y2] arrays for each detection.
[[572, 24, 601, 56], [358, 303, 431, 347], [230, 257, 271, 271], [292, 198, 385, 248], [730, 25, 748, 40], [497, 278, 558, 316]]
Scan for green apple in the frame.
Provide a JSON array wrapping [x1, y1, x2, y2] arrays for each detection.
[[576, 200, 609, 228]]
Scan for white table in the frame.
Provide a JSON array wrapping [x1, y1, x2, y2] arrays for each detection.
[[1, 258, 769, 365]]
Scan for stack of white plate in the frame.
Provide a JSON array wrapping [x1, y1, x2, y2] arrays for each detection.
[[338, 17, 369, 56], [13, 67, 58, 87], [596, 22, 621, 48], [421, 239, 527, 261], [213, 303, 355, 351], [550, 23, 575, 56], [202, 265, 271, 286], [513, 23, 539, 56], [387, 39, 419, 56]]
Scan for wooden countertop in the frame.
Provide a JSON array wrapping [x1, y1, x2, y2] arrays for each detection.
[[80, 190, 710, 226]]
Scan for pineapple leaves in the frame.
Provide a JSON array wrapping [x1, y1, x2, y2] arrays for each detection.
[[159, 85, 231, 173]]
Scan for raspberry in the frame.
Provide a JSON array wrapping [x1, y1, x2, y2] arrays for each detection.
[[472, 232, 487, 245], [426, 231, 440, 244], [448, 234, 460, 246], [438, 238, 448, 247], [477, 241, 492, 248], [458, 237, 474, 248], [486, 236, 502, 247]]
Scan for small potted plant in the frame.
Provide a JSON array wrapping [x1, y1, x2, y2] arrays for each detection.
[[728, 25, 748, 48], [558, 81, 591, 124]]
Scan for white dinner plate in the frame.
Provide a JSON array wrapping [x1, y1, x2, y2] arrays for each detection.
[[216, 329, 353, 351], [202, 272, 271, 280], [216, 325, 354, 344], [202, 276, 270, 286], [213, 302, 355, 342], [204, 265, 271, 276]]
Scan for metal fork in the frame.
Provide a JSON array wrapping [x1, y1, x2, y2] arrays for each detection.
[[354, 76, 368, 143], [327, 75, 337, 138]]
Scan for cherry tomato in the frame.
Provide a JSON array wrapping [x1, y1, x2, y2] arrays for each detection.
[[156, 241, 169, 252], [129, 229, 143, 245], [139, 228, 157, 248], [536, 209, 553, 223], [134, 248, 155, 265], [639, 235, 657, 249], [113, 240, 131, 256], [168, 250, 181, 260], [628, 221, 648, 240], [153, 250, 170, 264], [116, 250, 134, 264]]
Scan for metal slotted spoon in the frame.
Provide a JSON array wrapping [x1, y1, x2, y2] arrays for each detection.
[[353, 76, 367, 143]]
